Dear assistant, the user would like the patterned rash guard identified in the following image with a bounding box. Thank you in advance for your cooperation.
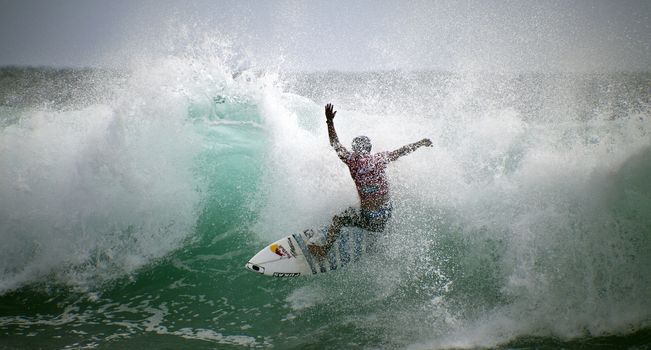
[344,152,391,201]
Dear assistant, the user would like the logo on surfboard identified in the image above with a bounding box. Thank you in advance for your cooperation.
[270,243,291,258]
[287,238,298,257]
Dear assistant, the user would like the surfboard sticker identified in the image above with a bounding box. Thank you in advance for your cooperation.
[292,233,318,274]
[270,243,291,259]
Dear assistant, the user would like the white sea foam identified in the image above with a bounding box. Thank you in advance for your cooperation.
[258,71,651,348]
[0,49,265,293]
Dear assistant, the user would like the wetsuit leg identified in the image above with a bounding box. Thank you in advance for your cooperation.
[360,203,393,232]
[359,204,392,253]
[325,207,362,248]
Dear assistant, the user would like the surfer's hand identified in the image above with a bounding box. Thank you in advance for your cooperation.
[419,138,433,147]
[325,103,336,122]
[308,244,328,258]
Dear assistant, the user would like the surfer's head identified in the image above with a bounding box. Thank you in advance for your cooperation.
[352,136,372,154]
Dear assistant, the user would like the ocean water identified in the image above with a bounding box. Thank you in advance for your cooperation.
[1,57,650,349]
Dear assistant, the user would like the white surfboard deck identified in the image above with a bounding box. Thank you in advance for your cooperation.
[245,226,372,277]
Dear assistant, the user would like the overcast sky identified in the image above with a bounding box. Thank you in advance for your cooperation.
[1,0,649,71]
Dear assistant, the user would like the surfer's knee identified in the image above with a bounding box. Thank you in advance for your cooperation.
[331,214,346,226]
[331,207,357,226]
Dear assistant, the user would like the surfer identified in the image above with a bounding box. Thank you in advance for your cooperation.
[308,103,432,257]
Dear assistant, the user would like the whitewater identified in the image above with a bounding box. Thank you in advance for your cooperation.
[0,48,650,349]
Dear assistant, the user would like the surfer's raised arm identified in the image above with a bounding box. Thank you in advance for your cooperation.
[387,138,432,162]
[325,103,351,161]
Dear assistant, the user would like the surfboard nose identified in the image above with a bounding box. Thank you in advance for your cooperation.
[245,262,265,274]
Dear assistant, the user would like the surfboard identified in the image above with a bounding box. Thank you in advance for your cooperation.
[245,226,371,277]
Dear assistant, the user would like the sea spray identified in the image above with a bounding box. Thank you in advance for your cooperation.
[0,49,267,293]
[1,60,650,348]
[272,71,651,348]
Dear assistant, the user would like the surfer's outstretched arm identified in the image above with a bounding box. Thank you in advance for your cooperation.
[387,138,432,162]
[325,103,351,161]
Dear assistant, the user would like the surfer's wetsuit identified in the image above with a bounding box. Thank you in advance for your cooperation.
[339,151,393,232]
[308,103,432,257]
